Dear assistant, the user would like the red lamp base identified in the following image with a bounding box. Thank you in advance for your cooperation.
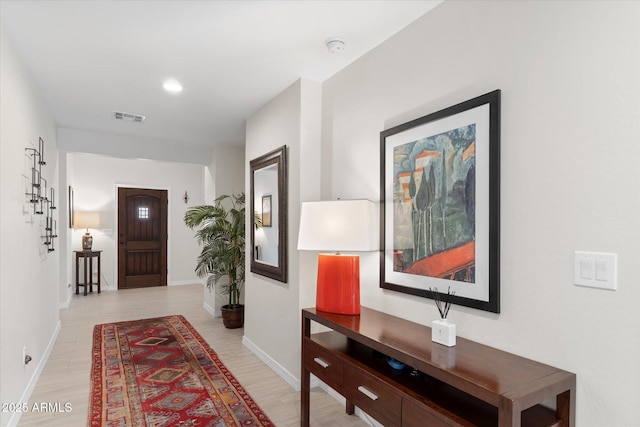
[316,253,360,315]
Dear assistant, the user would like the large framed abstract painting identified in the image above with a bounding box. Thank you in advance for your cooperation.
[380,90,501,313]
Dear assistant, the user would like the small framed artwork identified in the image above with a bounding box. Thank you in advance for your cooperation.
[262,195,272,227]
[68,185,74,228]
[380,90,501,313]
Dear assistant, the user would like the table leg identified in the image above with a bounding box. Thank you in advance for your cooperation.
[557,389,575,427]
[346,400,355,415]
[89,254,94,293]
[97,252,101,293]
[83,254,88,296]
[75,253,80,294]
[301,367,310,427]
[498,396,520,427]
[301,315,310,427]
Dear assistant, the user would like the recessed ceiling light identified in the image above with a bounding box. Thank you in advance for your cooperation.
[163,79,183,93]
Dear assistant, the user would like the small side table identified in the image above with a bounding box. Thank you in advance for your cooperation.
[75,250,102,296]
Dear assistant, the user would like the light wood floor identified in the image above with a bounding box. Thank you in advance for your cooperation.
[18,284,370,427]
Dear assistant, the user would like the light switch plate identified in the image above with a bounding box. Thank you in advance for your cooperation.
[574,251,617,290]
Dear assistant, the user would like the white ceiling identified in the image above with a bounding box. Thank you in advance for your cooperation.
[1,1,441,157]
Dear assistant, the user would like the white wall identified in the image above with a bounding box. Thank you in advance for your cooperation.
[64,152,205,291]
[57,153,73,307]
[203,145,245,315]
[209,145,245,200]
[320,1,639,425]
[244,79,322,387]
[1,27,60,427]
[58,127,212,166]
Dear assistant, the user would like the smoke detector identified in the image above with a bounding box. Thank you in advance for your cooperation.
[113,111,146,123]
[326,37,346,54]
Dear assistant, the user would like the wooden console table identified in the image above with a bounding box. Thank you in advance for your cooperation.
[75,250,101,296]
[301,307,575,427]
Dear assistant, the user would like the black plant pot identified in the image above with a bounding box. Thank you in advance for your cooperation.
[221,304,244,329]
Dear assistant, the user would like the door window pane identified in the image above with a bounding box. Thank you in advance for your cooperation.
[138,206,149,219]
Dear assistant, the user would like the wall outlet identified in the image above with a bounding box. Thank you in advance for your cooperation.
[22,346,32,365]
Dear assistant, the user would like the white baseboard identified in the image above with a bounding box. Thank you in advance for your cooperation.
[170,280,203,286]
[242,335,300,391]
[7,320,61,427]
[203,302,221,318]
[58,288,72,309]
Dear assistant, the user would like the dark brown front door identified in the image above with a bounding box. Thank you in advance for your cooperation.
[118,187,168,289]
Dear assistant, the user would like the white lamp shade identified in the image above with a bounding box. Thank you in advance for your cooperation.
[298,200,378,252]
[74,211,100,229]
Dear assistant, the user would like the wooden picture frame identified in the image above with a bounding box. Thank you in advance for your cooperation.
[262,195,272,227]
[380,90,501,313]
[250,146,288,283]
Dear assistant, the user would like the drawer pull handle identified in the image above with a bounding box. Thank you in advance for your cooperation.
[313,357,330,369]
[357,386,379,401]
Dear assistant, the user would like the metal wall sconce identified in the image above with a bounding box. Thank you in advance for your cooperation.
[25,137,58,252]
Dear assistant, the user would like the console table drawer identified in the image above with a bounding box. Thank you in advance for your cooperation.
[402,397,457,427]
[344,365,401,427]
[303,338,344,388]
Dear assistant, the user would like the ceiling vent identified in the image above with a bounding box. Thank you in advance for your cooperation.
[113,111,146,123]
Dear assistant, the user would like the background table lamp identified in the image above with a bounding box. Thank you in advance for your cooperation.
[74,211,100,251]
[298,199,377,315]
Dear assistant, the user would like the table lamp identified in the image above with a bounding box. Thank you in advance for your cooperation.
[298,199,377,315]
[74,211,100,251]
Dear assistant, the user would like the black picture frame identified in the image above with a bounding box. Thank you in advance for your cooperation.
[380,90,501,313]
[68,185,74,228]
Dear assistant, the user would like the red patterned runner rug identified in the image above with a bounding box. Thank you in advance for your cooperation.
[89,315,273,427]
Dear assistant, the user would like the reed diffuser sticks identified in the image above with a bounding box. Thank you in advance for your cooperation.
[429,287,455,319]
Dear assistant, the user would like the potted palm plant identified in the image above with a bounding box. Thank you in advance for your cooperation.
[184,193,246,328]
